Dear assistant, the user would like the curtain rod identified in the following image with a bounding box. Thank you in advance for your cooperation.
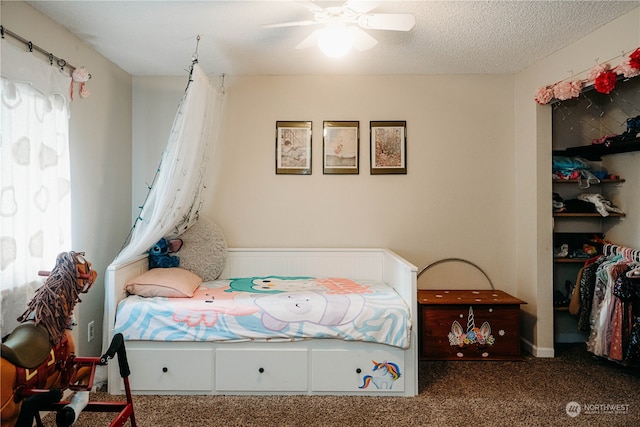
[0,25,79,74]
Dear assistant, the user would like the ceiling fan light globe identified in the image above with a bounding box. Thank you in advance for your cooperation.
[318,27,353,58]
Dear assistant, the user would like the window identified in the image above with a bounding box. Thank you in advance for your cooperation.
[0,41,72,335]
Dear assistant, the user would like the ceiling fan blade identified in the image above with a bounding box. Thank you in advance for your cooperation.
[262,20,317,29]
[299,0,325,13]
[295,29,321,50]
[358,13,416,31]
[350,27,378,52]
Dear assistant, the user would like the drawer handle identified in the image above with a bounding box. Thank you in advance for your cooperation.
[162,367,168,373]
[258,367,264,373]
[356,368,361,374]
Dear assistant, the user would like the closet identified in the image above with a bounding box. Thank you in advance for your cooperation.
[551,76,640,350]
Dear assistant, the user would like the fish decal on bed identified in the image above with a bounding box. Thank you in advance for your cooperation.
[254,290,365,331]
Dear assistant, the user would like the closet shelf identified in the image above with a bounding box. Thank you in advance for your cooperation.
[552,179,625,184]
[553,212,625,218]
[552,137,640,161]
[554,257,589,263]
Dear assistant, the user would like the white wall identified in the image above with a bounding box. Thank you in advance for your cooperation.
[133,74,518,298]
[2,1,133,355]
[514,7,640,356]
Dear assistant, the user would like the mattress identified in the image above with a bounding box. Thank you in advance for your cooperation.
[114,276,411,349]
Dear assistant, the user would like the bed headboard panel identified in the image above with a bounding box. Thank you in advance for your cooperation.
[220,248,387,280]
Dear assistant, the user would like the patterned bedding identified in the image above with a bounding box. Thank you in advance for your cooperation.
[114,276,411,349]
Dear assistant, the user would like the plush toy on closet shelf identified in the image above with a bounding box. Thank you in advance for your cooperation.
[148,237,183,269]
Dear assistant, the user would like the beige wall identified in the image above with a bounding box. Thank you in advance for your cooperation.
[133,74,518,298]
[1,1,133,356]
[514,8,640,355]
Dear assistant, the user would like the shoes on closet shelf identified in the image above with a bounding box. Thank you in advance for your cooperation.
[554,243,569,258]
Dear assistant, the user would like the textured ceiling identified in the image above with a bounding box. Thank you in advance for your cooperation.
[25,0,640,76]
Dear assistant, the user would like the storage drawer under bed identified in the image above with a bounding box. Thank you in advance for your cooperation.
[215,348,308,392]
[311,348,405,392]
[125,343,214,392]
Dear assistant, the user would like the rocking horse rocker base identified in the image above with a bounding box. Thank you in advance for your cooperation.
[28,333,136,427]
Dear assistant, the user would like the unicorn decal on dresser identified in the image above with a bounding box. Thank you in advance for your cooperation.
[358,360,401,390]
[448,306,496,358]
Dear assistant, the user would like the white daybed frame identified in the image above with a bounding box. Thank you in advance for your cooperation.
[105,248,418,396]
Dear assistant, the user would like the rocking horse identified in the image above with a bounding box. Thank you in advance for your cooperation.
[1,252,136,427]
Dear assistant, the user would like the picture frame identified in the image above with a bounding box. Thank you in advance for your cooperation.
[323,121,359,174]
[275,121,312,175]
[370,121,407,175]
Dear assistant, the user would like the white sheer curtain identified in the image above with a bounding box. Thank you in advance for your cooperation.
[0,40,73,336]
[114,63,225,264]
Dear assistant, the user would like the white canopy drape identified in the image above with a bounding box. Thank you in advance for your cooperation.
[113,63,225,265]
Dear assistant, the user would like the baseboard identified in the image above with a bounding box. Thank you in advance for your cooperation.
[521,337,554,358]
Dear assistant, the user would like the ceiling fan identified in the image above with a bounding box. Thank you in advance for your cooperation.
[262,1,416,58]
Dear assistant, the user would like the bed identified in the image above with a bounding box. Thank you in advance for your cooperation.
[105,248,418,396]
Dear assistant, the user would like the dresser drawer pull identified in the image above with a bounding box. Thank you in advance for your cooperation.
[162,367,168,373]
[258,367,264,373]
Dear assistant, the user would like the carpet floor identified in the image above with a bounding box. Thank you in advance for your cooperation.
[40,344,640,427]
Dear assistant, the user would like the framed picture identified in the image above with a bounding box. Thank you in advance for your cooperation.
[323,121,359,174]
[276,121,312,175]
[370,121,407,174]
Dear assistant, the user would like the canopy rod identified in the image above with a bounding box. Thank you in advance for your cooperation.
[185,35,201,92]
[192,34,200,64]
[0,25,83,75]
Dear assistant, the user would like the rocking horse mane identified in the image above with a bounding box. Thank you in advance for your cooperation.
[16,251,85,345]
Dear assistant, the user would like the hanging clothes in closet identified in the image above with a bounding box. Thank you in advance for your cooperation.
[575,244,640,366]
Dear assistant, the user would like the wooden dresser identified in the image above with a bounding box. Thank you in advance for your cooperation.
[418,289,526,361]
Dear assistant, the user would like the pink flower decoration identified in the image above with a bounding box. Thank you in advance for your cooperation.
[534,86,553,105]
[553,81,582,101]
[629,48,640,69]
[594,71,617,94]
[617,62,640,79]
[533,46,640,104]
[570,80,583,95]
[72,67,90,83]
[587,63,609,82]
